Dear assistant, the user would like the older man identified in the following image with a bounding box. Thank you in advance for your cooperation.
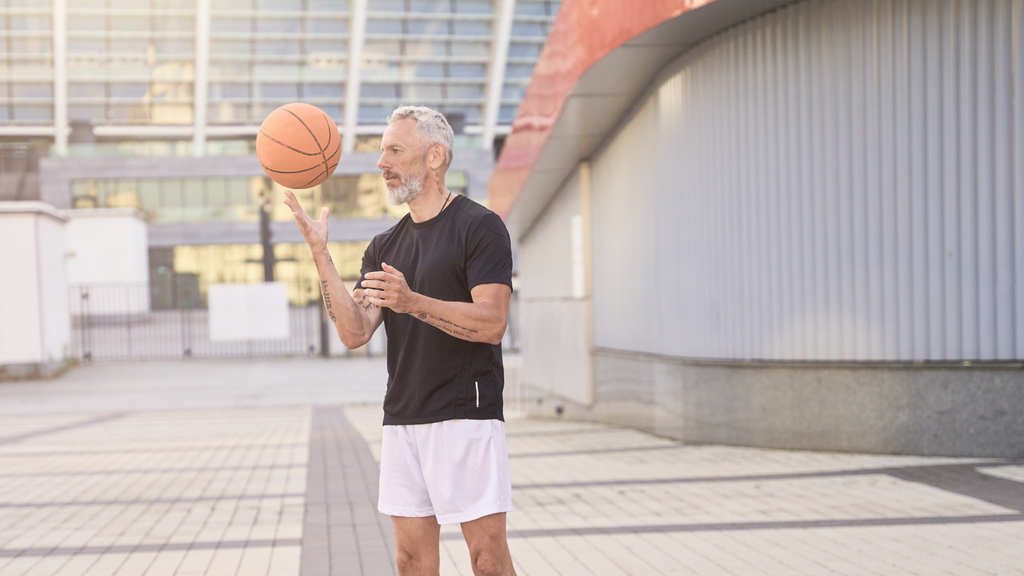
[283,106,517,576]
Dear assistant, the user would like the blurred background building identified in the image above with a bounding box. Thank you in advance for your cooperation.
[491,0,1024,457]
[1,0,559,303]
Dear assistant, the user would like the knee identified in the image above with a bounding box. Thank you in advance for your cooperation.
[471,550,508,576]
[396,549,433,576]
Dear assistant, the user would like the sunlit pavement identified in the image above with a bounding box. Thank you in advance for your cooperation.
[1,358,1022,576]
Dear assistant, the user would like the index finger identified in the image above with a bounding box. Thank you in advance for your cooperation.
[282,190,303,212]
[365,271,400,283]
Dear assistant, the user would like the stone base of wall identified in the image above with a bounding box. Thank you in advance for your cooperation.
[0,359,70,381]
[524,349,1024,458]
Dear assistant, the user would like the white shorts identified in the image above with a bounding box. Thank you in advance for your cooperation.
[378,419,513,525]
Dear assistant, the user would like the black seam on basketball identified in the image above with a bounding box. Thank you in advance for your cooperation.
[260,162,324,175]
[258,129,320,156]
[299,169,328,189]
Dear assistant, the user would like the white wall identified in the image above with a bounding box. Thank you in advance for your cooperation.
[65,208,149,315]
[518,167,592,405]
[0,203,69,368]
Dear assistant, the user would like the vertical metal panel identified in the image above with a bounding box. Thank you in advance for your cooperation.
[590,0,1024,361]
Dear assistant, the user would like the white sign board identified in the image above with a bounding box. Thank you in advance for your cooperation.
[208,282,290,341]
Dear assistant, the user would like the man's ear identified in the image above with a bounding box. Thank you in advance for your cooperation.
[429,143,446,170]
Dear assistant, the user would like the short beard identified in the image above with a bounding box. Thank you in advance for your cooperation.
[386,174,424,205]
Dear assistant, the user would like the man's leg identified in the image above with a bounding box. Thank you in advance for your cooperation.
[461,512,516,576]
[392,516,441,576]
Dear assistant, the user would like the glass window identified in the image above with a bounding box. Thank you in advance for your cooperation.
[358,104,391,123]
[306,39,347,53]
[502,84,525,100]
[451,41,488,57]
[70,82,105,98]
[455,0,492,14]
[10,16,52,31]
[404,41,446,57]
[498,104,518,123]
[453,21,489,36]
[11,83,52,99]
[68,38,105,53]
[252,63,300,78]
[307,18,347,34]
[361,83,396,98]
[447,84,483,99]
[366,19,402,34]
[303,82,343,98]
[504,64,534,78]
[407,20,449,36]
[449,63,485,78]
[257,18,300,33]
[212,18,252,33]
[507,42,541,58]
[110,17,150,32]
[367,0,405,12]
[414,63,444,78]
[68,105,104,121]
[110,83,148,99]
[211,40,253,55]
[257,0,302,10]
[9,37,52,54]
[209,82,250,98]
[511,22,546,37]
[364,40,401,57]
[68,16,105,31]
[213,0,254,8]
[155,17,194,33]
[210,61,250,78]
[258,83,298,99]
[438,104,479,123]
[255,40,300,55]
[154,39,195,53]
[402,82,442,99]
[410,0,451,13]
[308,0,349,10]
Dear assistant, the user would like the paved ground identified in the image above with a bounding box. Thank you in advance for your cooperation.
[0,357,1022,575]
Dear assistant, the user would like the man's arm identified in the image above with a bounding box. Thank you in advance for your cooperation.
[283,190,383,349]
[362,263,510,345]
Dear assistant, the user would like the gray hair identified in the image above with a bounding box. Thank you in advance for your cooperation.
[387,106,455,168]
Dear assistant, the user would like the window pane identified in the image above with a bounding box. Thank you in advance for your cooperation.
[307,18,347,34]
[212,18,251,33]
[257,18,300,33]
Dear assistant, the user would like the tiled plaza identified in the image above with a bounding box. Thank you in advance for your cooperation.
[0,358,1021,575]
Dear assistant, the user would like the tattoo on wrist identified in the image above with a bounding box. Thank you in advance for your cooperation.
[356,294,377,313]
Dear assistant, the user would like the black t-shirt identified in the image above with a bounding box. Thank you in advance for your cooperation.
[355,194,513,425]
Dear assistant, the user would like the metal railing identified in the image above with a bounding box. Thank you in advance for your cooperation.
[69,283,322,361]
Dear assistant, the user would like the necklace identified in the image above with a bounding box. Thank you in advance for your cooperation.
[437,190,452,218]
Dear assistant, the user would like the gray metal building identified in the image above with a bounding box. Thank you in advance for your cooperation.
[507,0,1024,457]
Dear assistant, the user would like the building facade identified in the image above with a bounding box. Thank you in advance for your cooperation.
[1,0,560,304]
[493,0,1024,457]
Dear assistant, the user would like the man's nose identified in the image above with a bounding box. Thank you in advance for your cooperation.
[377,153,389,172]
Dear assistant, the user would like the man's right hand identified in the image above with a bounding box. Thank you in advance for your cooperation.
[283,190,329,253]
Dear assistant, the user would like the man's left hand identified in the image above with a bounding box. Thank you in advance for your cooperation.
[363,263,420,314]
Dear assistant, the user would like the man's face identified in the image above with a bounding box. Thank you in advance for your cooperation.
[378,118,429,205]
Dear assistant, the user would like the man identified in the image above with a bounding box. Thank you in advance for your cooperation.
[283,106,517,576]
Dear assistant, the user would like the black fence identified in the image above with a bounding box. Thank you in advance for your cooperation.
[70,283,323,361]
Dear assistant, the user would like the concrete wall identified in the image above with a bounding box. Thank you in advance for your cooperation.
[533,349,1023,458]
[65,208,150,315]
[0,203,69,376]
[518,166,591,405]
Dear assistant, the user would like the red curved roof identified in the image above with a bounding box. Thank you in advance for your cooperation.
[487,0,719,219]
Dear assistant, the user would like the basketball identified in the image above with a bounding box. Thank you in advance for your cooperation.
[256,103,342,189]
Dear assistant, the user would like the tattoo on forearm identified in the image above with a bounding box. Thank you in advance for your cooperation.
[415,313,479,339]
[329,311,337,322]
[321,280,332,309]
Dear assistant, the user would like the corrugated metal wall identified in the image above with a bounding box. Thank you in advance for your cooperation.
[590,0,1024,361]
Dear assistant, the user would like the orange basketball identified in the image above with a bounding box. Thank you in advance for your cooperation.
[256,103,341,189]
